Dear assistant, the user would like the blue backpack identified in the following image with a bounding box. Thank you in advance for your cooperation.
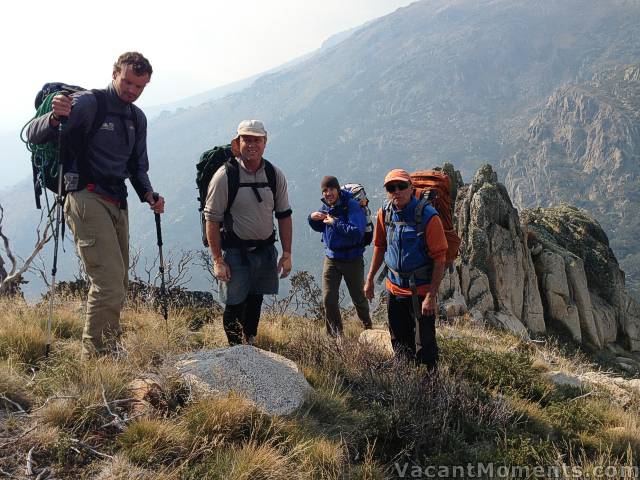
[341,183,373,247]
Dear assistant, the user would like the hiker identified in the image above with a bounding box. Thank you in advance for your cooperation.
[26,52,165,358]
[308,176,372,336]
[364,169,447,370]
[204,120,292,346]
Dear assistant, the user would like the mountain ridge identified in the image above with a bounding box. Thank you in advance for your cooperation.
[2,0,640,298]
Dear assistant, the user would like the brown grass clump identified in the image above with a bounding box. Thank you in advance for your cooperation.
[190,440,310,480]
[34,356,134,433]
[299,437,346,479]
[117,418,191,468]
[0,304,48,366]
[93,453,159,480]
[182,394,279,446]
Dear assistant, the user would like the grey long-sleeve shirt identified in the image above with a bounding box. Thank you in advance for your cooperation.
[26,83,153,203]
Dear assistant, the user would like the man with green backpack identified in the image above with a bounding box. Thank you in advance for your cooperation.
[25,52,165,358]
[203,120,292,346]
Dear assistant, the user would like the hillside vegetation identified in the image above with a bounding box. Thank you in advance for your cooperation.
[1,287,639,478]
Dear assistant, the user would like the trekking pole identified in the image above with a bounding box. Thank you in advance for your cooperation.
[153,194,169,329]
[45,118,66,358]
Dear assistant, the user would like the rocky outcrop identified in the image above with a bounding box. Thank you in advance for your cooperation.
[523,206,640,351]
[174,346,313,415]
[455,165,545,335]
[502,64,640,297]
[450,165,640,353]
[450,165,640,351]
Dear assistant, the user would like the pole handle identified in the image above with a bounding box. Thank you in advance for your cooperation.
[152,193,163,247]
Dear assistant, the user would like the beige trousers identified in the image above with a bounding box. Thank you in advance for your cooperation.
[64,189,129,357]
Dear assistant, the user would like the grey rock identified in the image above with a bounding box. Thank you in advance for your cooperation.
[534,249,582,343]
[439,266,468,319]
[544,371,585,389]
[523,206,640,351]
[456,165,545,336]
[485,311,530,339]
[593,292,618,345]
[460,264,494,315]
[174,346,313,415]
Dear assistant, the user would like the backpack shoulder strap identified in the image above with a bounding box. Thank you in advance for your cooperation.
[414,197,429,235]
[88,89,107,137]
[225,157,240,213]
[383,201,393,227]
[264,159,277,200]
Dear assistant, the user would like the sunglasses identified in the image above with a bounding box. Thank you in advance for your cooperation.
[385,182,410,193]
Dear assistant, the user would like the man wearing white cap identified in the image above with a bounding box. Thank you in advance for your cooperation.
[204,120,292,345]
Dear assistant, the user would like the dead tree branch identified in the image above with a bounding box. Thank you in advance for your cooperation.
[0,203,52,295]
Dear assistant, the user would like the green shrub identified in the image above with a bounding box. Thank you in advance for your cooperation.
[441,338,551,401]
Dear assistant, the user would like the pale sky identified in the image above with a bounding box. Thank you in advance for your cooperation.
[1,0,413,187]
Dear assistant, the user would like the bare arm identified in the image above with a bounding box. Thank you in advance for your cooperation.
[206,220,230,282]
[422,261,445,316]
[276,216,292,278]
[277,216,292,256]
[364,246,386,300]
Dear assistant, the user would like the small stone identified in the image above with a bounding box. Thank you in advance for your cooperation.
[544,371,584,389]
[358,329,394,356]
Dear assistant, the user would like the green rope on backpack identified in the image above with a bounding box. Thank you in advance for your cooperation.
[20,92,60,185]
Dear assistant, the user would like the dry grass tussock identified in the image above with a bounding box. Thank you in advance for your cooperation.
[0,292,639,477]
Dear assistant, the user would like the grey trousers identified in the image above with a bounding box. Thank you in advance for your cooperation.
[322,256,372,336]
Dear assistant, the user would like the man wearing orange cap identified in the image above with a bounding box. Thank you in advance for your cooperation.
[364,169,447,370]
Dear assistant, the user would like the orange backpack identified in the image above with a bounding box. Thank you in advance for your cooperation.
[410,170,461,265]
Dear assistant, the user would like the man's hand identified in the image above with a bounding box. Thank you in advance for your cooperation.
[322,215,335,225]
[310,212,327,221]
[214,257,231,282]
[49,94,72,127]
[422,291,437,316]
[144,192,165,214]
[278,252,292,278]
[364,278,375,301]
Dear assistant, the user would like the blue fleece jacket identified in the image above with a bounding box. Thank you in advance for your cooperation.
[308,189,366,260]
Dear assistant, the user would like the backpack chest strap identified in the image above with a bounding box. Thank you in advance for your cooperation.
[239,181,271,203]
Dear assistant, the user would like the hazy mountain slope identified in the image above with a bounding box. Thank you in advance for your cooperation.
[143,25,363,121]
[148,0,640,280]
[3,0,640,297]
[503,63,640,296]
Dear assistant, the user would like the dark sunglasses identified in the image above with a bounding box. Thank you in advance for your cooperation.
[385,182,410,193]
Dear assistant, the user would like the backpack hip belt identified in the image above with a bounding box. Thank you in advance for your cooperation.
[221,230,276,251]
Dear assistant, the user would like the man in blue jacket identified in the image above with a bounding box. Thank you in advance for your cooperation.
[309,176,372,336]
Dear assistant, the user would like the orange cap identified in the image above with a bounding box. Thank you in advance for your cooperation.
[383,169,411,186]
